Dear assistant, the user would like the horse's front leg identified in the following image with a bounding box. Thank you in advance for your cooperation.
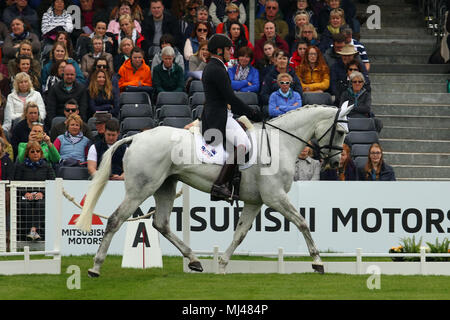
[152,179,203,272]
[264,192,324,274]
[219,203,262,273]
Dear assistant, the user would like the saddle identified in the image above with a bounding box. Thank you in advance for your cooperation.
[189,116,254,205]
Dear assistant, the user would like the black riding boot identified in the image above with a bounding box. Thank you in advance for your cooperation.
[210,163,237,201]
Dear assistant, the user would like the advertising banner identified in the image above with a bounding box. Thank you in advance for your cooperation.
[45,181,450,255]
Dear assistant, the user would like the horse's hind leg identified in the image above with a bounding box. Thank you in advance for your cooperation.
[152,178,202,272]
[88,195,145,277]
[219,203,262,273]
[265,193,324,274]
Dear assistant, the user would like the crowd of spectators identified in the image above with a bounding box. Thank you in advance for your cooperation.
[0,0,397,241]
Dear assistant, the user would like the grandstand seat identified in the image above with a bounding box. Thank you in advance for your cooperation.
[235,91,259,106]
[189,92,205,110]
[120,117,156,134]
[157,104,192,121]
[345,131,379,146]
[160,117,192,128]
[348,117,376,131]
[354,156,368,169]
[192,105,204,120]
[119,91,152,106]
[303,92,333,105]
[120,103,153,120]
[57,166,90,180]
[189,80,204,96]
[155,92,189,110]
[350,144,371,158]
[121,130,141,138]
[51,116,66,129]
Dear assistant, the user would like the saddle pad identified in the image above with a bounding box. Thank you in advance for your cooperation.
[191,117,257,170]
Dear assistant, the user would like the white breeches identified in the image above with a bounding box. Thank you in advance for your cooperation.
[225,110,251,152]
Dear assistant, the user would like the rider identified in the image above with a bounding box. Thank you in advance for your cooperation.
[201,34,263,201]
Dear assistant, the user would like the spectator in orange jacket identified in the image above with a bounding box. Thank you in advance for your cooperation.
[118,47,152,93]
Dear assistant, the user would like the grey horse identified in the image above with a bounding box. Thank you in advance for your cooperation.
[76,104,352,277]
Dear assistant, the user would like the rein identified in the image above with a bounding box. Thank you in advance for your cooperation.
[261,108,347,163]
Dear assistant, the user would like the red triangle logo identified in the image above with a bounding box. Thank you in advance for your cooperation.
[68,214,103,225]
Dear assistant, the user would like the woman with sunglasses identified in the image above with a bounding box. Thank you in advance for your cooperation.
[14,141,56,241]
[184,22,212,61]
[268,73,302,118]
[209,0,247,27]
[17,122,60,165]
[339,71,372,118]
[358,143,396,181]
[296,45,329,93]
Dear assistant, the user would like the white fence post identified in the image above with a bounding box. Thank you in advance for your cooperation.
[277,247,284,274]
[420,247,426,275]
[0,182,6,252]
[213,245,220,274]
[356,248,362,275]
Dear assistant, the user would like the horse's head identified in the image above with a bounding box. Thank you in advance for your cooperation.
[314,103,353,170]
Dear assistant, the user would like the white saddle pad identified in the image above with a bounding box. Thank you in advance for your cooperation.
[191,117,257,170]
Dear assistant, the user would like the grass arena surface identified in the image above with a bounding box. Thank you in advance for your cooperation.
[0,255,449,300]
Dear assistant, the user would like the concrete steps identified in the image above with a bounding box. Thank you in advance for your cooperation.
[354,0,450,180]
[371,83,447,93]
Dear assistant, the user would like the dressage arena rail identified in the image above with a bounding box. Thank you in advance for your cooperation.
[0,180,62,275]
[188,247,450,275]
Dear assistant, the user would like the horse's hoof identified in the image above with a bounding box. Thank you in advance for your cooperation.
[88,269,100,278]
[312,264,325,274]
[188,261,203,272]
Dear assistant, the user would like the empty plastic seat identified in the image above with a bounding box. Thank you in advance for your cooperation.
[119,92,152,106]
[57,166,90,180]
[120,117,156,133]
[157,104,191,120]
[120,103,153,120]
[51,116,66,129]
[354,156,368,169]
[350,144,371,158]
[235,91,259,105]
[160,117,192,128]
[348,117,376,131]
[192,105,204,120]
[345,131,379,146]
[155,92,189,109]
[121,130,141,138]
[303,92,333,105]
[189,92,205,109]
[189,80,204,95]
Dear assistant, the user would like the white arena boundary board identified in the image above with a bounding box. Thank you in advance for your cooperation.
[43,180,450,257]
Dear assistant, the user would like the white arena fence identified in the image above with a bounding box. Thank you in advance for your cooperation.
[0,180,62,275]
[1,180,449,275]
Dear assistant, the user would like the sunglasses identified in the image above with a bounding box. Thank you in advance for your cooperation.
[188,6,198,10]
[65,108,78,112]
[266,6,277,9]
[279,81,291,85]
[197,28,208,32]
[352,80,364,84]
[97,64,108,69]
[348,68,359,71]
[29,149,42,154]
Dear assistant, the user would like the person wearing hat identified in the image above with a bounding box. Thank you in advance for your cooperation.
[340,25,370,71]
[50,99,94,141]
[201,33,262,202]
[329,43,369,104]
[91,111,112,144]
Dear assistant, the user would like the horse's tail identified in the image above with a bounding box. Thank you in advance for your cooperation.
[75,136,134,231]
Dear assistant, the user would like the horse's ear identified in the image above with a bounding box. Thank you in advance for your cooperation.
[339,101,354,118]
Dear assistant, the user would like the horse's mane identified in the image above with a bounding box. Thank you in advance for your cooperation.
[267,104,337,125]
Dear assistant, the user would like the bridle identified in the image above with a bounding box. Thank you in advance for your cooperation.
[262,108,347,166]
